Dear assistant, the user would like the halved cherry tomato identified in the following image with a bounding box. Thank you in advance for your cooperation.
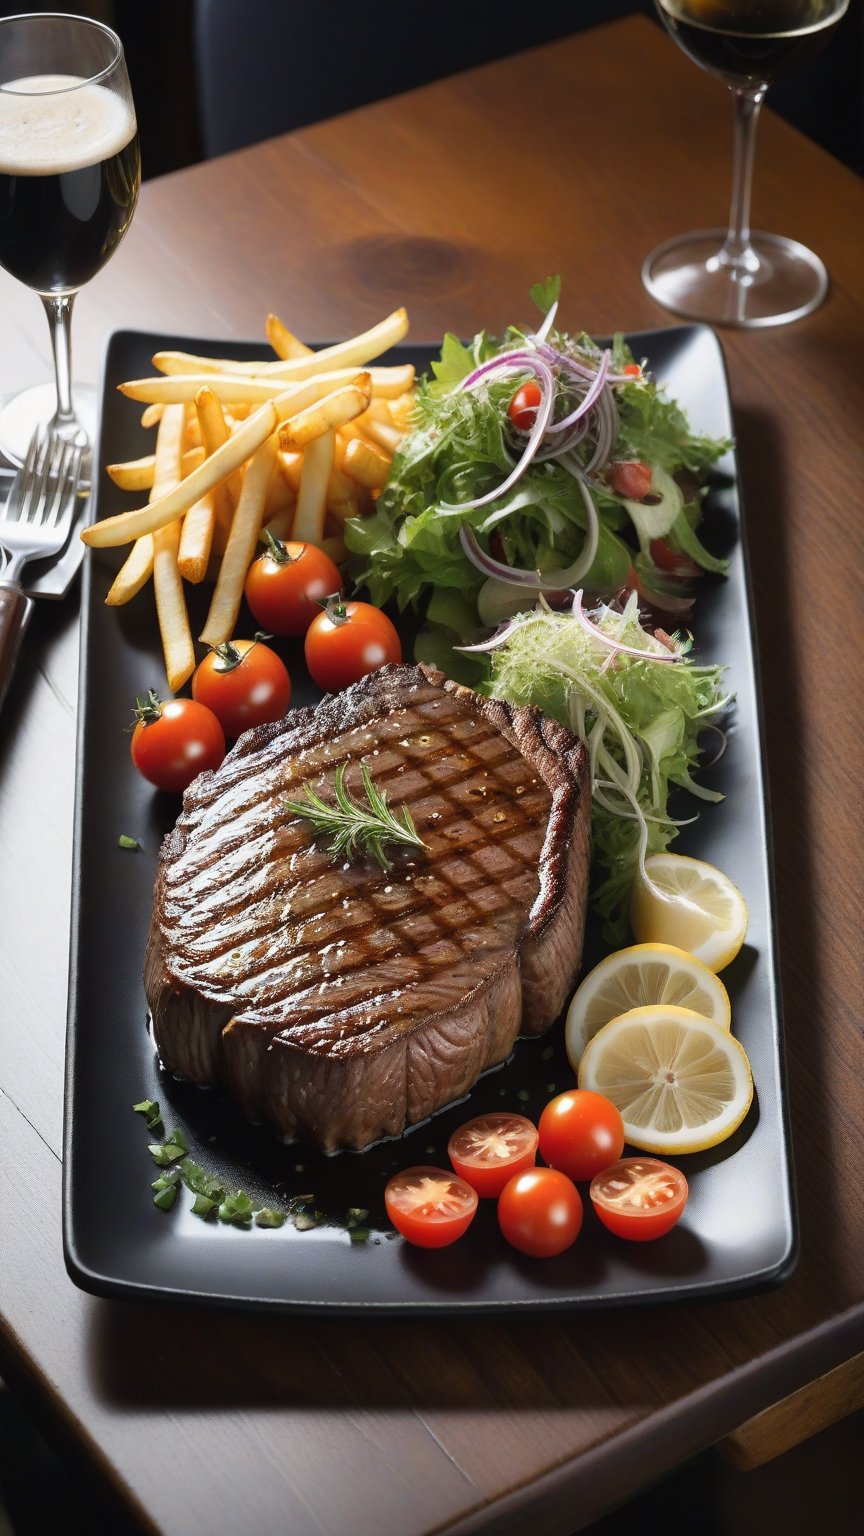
[508,379,542,431]
[608,460,653,500]
[497,1167,583,1258]
[384,1166,479,1248]
[304,595,402,692]
[244,535,343,636]
[589,1157,688,1242]
[448,1113,539,1198]
[623,362,642,377]
[537,1090,624,1184]
[130,690,225,793]
[192,637,291,740]
[649,538,702,580]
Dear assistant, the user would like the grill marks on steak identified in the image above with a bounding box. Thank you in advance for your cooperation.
[145,663,590,1150]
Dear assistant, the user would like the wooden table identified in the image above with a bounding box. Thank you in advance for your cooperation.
[1,17,862,1535]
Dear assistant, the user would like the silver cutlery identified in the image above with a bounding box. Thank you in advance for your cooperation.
[0,429,85,711]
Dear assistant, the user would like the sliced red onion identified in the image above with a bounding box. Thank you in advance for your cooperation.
[571,589,683,662]
[460,348,551,392]
[459,475,599,592]
[530,299,559,346]
[455,617,526,654]
[545,349,610,435]
[438,356,556,513]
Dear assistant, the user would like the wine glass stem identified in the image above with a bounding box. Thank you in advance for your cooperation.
[40,291,81,438]
[718,88,765,275]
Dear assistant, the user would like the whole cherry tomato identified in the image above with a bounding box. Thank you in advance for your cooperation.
[497,1167,583,1258]
[244,534,343,636]
[304,595,402,692]
[589,1158,688,1242]
[192,637,291,739]
[508,379,543,431]
[537,1089,625,1184]
[384,1166,479,1248]
[130,689,225,793]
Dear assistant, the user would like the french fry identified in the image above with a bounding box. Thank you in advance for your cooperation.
[151,309,406,384]
[177,491,216,584]
[277,378,372,452]
[107,445,204,492]
[105,534,154,605]
[262,462,295,519]
[140,402,162,428]
[389,391,418,431]
[200,434,278,647]
[260,504,295,543]
[291,429,334,543]
[154,518,195,691]
[266,312,314,360]
[195,385,241,532]
[81,397,282,547]
[341,435,392,492]
[277,449,303,495]
[324,458,361,523]
[119,363,412,406]
[360,417,405,457]
[148,403,195,689]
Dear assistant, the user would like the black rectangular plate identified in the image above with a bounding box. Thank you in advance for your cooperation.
[63,324,797,1313]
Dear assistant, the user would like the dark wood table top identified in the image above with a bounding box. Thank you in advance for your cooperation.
[0,17,862,1536]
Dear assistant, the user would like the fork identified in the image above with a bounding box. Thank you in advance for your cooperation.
[0,429,85,711]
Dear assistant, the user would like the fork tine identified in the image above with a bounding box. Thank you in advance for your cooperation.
[4,427,46,523]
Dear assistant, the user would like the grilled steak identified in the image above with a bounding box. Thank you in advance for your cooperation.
[144,662,590,1151]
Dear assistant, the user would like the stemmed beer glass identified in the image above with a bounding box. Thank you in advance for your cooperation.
[643,0,850,328]
[0,12,140,466]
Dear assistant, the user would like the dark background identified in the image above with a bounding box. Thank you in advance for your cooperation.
[1,0,862,178]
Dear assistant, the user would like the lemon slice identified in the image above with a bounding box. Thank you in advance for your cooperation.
[630,853,749,973]
[577,1004,754,1155]
[565,943,731,1067]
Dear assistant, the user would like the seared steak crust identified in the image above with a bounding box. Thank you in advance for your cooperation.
[145,663,590,1150]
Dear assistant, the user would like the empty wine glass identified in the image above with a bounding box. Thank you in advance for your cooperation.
[643,0,850,328]
[0,12,141,467]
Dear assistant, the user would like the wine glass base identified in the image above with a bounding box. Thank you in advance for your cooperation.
[0,382,97,468]
[641,229,829,329]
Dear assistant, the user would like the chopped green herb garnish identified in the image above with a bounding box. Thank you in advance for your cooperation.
[118,834,140,850]
[179,1158,225,1201]
[218,1191,255,1225]
[349,1228,371,1244]
[132,1098,163,1132]
[255,1208,287,1229]
[147,1128,189,1165]
[151,1170,181,1211]
[190,1194,219,1219]
[294,1209,324,1231]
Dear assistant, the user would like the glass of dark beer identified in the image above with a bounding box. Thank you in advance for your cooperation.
[0,12,140,464]
[642,0,850,327]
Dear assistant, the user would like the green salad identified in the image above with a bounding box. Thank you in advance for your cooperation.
[345,279,733,939]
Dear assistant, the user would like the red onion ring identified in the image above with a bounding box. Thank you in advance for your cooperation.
[571,589,683,662]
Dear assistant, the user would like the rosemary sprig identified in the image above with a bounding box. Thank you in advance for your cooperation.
[284,760,427,872]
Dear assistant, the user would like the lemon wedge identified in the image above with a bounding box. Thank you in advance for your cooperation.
[577,1004,754,1155]
[630,852,749,973]
[565,943,731,1067]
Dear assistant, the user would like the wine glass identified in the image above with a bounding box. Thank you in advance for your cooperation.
[0,12,140,469]
[642,0,850,328]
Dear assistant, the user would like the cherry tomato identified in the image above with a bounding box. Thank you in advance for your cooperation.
[622,362,642,377]
[497,1167,583,1258]
[537,1089,625,1184]
[608,460,653,500]
[590,1157,688,1242]
[384,1166,479,1248]
[448,1113,539,1198]
[508,379,542,431]
[192,637,291,739]
[130,689,225,793]
[649,538,702,580]
[304,595,402,692]
[244,535,343,636]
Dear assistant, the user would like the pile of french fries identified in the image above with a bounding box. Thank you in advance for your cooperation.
[81,307,415,691]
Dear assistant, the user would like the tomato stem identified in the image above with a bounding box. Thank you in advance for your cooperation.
[133,688,163,726]
[263,529,305,565]
[319,592,348,625]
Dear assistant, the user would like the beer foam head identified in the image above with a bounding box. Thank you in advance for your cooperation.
[0,75,136,175]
